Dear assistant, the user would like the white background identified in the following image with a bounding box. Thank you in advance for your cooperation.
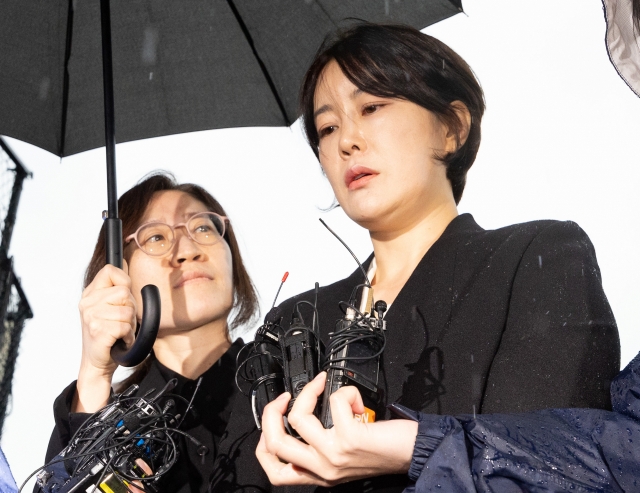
[3,0,640,488]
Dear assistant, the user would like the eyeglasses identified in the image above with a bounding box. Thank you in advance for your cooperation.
[125,212,228,257]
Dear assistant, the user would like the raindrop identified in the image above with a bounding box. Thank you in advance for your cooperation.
[149,72,154,81]
[39,77,50,100]
[538,255,542,268]
[384,0,390,15]
[142,26,159,65]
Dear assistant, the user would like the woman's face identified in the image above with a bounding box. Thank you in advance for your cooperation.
[314,61,457,234]
[126,190,234,333]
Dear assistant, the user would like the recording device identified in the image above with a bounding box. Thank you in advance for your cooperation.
[279,295,323,437]
[236,273,288,430]
[318,219,387,428]
[320,290,386,428]
[236,276,322,433]
[33,379,206,493]
[282,286,322,414]
[236,306,286,430]
[236,220,387,434]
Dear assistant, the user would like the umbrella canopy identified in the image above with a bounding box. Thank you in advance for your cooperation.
[0,0,462,158]
[0,0,464,367]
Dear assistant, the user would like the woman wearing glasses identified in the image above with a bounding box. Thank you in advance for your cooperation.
[255,23,621,492]
[39,173,267,492]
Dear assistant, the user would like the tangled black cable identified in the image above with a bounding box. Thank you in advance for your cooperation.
[235,319,285,398]
[286,299,322,367]
[322,296,386,390]
[26,379,206,493]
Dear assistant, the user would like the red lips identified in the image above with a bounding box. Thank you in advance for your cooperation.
[344,165,379,190]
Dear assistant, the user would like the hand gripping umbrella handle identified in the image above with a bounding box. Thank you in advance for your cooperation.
[104,218,161,367]
[110,284,161,367]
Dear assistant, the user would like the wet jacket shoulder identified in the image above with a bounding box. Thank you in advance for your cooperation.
[406,350,640,492]
[478,217,620,412]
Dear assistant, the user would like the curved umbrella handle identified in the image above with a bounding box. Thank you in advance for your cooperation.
[110,284,161,367]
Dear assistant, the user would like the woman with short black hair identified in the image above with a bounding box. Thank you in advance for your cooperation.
[299,22,484,204]
[256,23,620,492]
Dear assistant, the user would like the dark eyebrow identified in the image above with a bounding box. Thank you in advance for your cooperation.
[350,88,363,99]
[313,89,364,121]
[314,104,332,120]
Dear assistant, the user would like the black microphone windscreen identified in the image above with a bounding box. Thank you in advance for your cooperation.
[123,414,142,431]
[265,307,282,324]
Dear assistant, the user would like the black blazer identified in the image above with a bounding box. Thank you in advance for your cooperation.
[279,214,620,417]
[267,214,620,493]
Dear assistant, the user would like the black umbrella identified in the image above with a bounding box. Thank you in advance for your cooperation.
[0,0,462,157]
[0,0,464,366]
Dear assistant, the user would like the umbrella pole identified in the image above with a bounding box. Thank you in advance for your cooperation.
[99,0,121,269]
[100,0,160,368]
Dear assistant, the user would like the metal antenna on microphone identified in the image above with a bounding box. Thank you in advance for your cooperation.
[272,271,289,308]
[318,218,370,288]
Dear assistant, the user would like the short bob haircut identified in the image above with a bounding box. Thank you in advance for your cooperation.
[299,23,485,204]
[84,172,259,332]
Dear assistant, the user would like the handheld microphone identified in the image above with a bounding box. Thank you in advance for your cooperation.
[32,379,200,493]
[282,300,321,412]
[236,274,288,429]
[236,275,323,437]
[248,307,286,429]
[318,219,387,428]
[320,297,386,427]
[280,284,322,437]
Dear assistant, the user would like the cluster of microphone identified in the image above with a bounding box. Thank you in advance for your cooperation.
[236,281,387,434]
[34,379,207,493]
